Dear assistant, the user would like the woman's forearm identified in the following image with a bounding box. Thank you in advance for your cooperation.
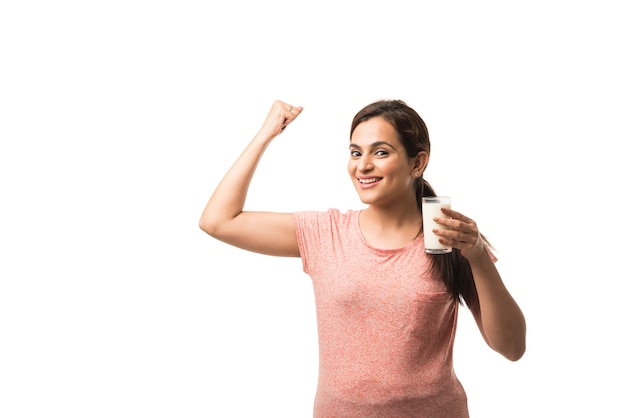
[470,251,527,361]
[199,134,271,235]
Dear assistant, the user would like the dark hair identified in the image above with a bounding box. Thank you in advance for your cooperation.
[350,99,478,308]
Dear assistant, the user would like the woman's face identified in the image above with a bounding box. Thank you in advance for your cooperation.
[348,117,418,207]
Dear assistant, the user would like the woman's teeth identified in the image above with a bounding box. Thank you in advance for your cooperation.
[359,177,381,184]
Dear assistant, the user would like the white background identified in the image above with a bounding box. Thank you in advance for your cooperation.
[1,1,624,417]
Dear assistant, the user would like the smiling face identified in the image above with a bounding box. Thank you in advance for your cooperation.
[348,117,422,208]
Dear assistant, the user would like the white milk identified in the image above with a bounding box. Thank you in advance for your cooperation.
[422,197,452,254]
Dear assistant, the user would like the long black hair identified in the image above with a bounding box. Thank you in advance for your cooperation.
[350,99,479,308]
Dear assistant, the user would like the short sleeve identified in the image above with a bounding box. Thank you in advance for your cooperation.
[293,211,325,275]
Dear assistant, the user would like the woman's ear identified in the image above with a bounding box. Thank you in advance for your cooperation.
[412,151,429,177]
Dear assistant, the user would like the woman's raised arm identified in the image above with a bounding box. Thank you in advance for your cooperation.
[199,100,303,257]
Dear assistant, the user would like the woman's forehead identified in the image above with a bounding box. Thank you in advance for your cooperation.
[351,117,401,147]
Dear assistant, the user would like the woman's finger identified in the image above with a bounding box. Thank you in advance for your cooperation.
[440,207,471,223]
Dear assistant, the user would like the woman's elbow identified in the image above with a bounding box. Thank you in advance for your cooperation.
[199,216,220,237]
[502,342,526,362]
[492,336,526,362]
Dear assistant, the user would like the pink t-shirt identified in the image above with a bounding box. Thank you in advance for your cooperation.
[294,209,470,418]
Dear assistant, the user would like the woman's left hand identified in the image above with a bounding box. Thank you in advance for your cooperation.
[433,207,486,260]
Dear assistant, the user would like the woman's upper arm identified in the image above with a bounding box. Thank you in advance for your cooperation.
[201,211,300,257]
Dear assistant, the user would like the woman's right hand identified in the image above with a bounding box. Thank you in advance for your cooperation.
[256,100,303,141]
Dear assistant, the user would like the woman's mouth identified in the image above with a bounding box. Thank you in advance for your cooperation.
[358,177,382,184]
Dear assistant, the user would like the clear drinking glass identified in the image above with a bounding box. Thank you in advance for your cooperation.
[422,196,452,254]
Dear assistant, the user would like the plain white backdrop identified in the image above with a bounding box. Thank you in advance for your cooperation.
[1,1,624,417]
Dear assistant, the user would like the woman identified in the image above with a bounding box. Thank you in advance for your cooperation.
[199,99,526,417]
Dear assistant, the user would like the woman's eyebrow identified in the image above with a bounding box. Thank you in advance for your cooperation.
[349,141,396,150]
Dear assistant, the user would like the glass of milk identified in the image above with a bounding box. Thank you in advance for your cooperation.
[422,196,452,254]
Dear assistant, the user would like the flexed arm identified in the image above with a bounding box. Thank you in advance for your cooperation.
[199,100,304,257]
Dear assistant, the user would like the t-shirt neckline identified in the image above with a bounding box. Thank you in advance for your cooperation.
[355,209,423,254]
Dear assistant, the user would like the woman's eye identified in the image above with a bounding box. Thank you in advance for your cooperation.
[374,149,388,156]
[350,150,361,157]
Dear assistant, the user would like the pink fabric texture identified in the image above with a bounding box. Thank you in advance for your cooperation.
[294,209,470,418]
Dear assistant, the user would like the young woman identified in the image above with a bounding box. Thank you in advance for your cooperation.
[199,99,526,417]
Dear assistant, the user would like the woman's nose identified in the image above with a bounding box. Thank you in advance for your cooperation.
[357,155,373,172]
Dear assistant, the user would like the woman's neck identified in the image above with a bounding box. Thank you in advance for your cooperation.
[358,203,423,249]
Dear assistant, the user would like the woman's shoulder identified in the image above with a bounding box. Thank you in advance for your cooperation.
[295,208,359,231]
[328,207,358,217]
[296,207,358,217]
